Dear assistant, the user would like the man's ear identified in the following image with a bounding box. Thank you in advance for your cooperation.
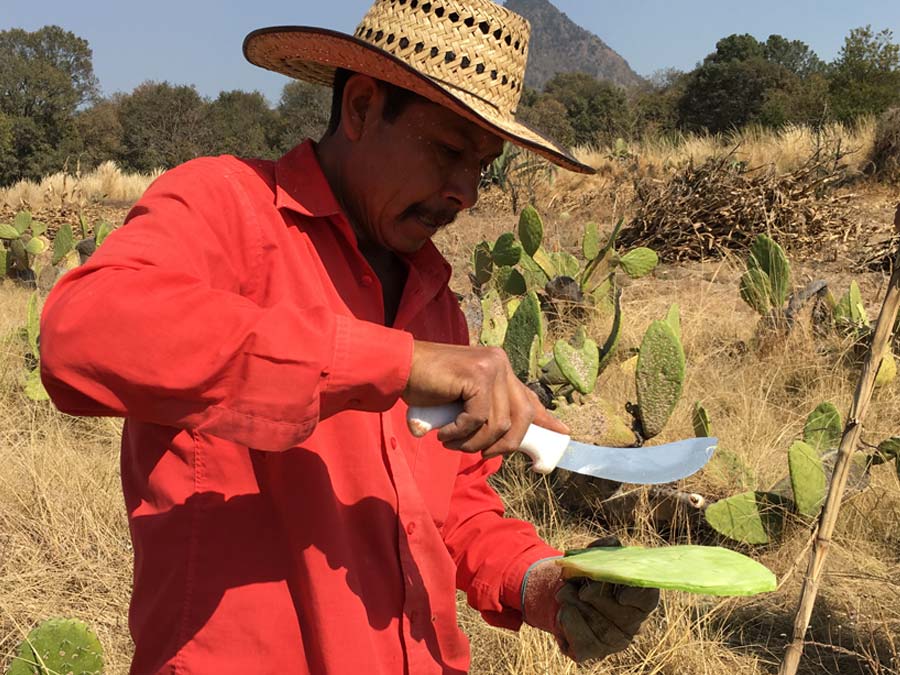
[341,74,381,142]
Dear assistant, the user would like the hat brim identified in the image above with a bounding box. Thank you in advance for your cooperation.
[243,26,595,175]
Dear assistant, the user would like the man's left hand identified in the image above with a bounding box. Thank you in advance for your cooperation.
[522,541,659,663]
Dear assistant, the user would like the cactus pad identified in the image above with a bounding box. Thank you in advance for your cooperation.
[739,268,772,315]
[14,210,32,233]
[636,320,685,438]
[550,251,580,279]
[748,234,790,307]
[692,402,711,437]
[493,265,526,296]
[8,618,104,675]
[597,288,622,373]
[803,402,842,454]
[517,252,549,291]
[517,205,543,257]
[618,247,659,279]
[582,221,601,260]
[666,303,681,340]
[471,241,493,288]
[875,351,897,387]
[834,280,869,328]
[705,491,786,544]
[553,337,600,394]
[0,222,20,239]
[503,291,543,380]
[558,545,776,596]
[52,223,75,266]
[787,440,826,517]
[479,289,507,347]
[491,232,522,267]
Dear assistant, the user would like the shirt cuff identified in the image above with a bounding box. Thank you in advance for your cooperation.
[324,314,414,412]
[500,544,563,615]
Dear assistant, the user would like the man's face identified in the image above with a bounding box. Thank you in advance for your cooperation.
[347,90,504,254]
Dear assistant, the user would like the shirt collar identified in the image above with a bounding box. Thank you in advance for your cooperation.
[274,140,342,218]
[275,139,453,293]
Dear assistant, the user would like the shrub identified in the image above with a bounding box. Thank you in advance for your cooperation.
[871,106,900,182]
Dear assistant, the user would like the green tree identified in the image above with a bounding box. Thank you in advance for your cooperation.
[117,81,212,172]
[542,72,630,146]
[764,35,826,78]
[517,96,576,148]
[271,80,331,155]
[205,90,277,158]
[73,98,124,170]
[829,26,900,121]
[630,68,687,138]
[678,34,797,133]
[0,25,98,184]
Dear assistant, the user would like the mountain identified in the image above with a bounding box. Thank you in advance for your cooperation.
[504,0,643,91]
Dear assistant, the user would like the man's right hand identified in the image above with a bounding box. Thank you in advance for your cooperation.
[402,340,568,458]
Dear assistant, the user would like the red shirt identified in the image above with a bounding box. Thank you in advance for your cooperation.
[40,141,559,675]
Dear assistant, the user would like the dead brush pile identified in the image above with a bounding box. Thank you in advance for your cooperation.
[620,148,857,261]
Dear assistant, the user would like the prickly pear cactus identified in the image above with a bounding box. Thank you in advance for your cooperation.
[833,280,869,329]
[617,247,659,279]
[553,335,600,395]
[7,618,104,675]
[692,401,711,437]
[550,251,580,279]
[52,223,76,266]
[491,232,522,267]
[635,320,685,438]
[471,241,493,289]
[517,251,549,291]
[493,265,526,297]
[503,291,543,380]
[803,402,842,454]
[705,491,786,545]
[597,288,622,373]
[665,303,681,340]
[787,440,827,517]
[739,267,772,315]
[875,350,897,387]
[582,221,601,261]
[748,234,790,308]
[517,205,543,257]
[479,289,507,347]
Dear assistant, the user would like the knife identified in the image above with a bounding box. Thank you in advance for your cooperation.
[407,403,717,484]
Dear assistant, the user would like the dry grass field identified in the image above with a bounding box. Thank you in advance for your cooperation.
[2,126,899,674]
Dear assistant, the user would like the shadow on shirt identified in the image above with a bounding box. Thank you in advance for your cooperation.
[128,447,457,672]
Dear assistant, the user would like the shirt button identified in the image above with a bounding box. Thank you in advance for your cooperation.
[406,522,416,535]
[390,437,398,449]
[360,274,374,288]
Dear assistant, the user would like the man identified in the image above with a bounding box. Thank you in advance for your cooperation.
[40,1,658,673]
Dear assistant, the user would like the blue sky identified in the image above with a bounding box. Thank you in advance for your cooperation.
[5,0,899,105]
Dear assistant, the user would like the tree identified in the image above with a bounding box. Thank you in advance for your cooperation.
[764,35,826,78]
[517,96,575,148]
[678,33,803,133]
[271,80,331,155]
[73,99,124,170]
[205,90,277,158]
[117,81,212,172]
[829,26,900,122]
[0,26,99,184]
[542,72,630,146]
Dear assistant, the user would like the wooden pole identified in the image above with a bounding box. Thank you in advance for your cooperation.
[779,204,900,675]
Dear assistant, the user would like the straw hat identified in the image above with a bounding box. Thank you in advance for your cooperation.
[243,0,594,174]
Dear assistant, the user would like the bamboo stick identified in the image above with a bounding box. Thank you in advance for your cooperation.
[779,204,900,675]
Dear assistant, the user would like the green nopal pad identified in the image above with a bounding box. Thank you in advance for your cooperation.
[618,247,659,279]
[479,289,507,347]
[517,252,549,291]
[705,491,787,545]
[692,401,711,437]
[748,234,790,307]
[550,251,580,279]
[597,287,622,373]
[553,337,599,394]
[665,303,681,340]
[636,320,685,438]
[803,402,842,454]
[503,291,543,380]
[582,221,601,261]
[52,223,75,266]
[739,268,772,315]
[788,440,827,517]
[517,205,543,257]
[834,280,869,327]
[493,265,526,297]
[491,232,522,267]
[14,210,32,234]
[8,618,104,675]
[471,241,493,288]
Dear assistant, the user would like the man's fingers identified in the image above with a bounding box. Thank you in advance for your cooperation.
[557,604,612,663]
[615,585,660,614]
[577,583,652,637]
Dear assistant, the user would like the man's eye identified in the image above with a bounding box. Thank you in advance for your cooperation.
[441,144,462,158]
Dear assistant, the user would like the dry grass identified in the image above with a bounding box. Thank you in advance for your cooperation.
[1,147,898,673]
[0,161,162,212]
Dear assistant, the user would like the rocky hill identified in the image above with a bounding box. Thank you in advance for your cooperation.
[505,0,643,90]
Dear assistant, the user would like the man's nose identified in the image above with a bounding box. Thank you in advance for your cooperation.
[441,164,480,210]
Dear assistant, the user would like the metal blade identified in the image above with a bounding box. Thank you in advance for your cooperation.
[555,437,717,484]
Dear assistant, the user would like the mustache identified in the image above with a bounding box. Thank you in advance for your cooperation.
[404,204,459,229]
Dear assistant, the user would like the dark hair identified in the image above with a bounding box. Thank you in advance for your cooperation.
[325,68,423,136]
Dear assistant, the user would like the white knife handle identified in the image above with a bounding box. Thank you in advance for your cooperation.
[407,403,571,475]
